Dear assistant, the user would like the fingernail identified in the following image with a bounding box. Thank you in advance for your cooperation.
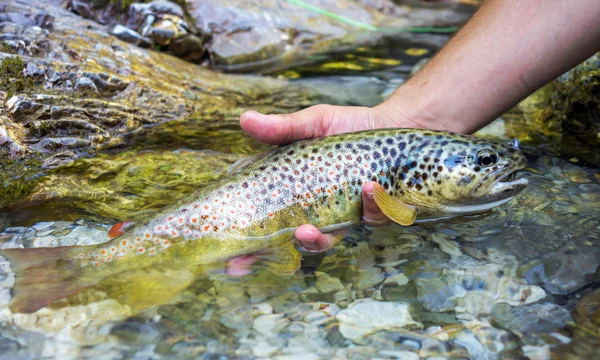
[366,192,374,200]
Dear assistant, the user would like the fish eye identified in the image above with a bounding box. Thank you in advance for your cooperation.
[476,150,498,167]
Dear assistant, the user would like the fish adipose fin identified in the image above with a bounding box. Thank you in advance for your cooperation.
[372,183,417,226]
[0,247,94,314]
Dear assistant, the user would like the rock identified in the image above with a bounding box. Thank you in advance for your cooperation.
[315,271,345,293]
[0,0,350,220]
[336,298,421,344]
[185,0,472,72]
[111,25,152,47]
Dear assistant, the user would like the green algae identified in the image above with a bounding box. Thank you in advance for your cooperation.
[5,149,242,224]
[0,57,38,100]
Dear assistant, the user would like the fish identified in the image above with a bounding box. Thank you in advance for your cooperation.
[0,129,528,314]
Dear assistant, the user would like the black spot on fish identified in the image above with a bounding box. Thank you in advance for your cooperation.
[373,151,381,159]
[402,166,409,173]
[385,138,394,145]
[272,167,278,171]
[474,166,481,172]
[335,144,341,150]
[390,148,398,157]
[419,164,425,170]
[376,139,382,146]
[288,150,295,156]
[416,184,422,191]
[422,173,428,181]
[424,157,430,162]
[410,161,417,168]
[358,144,371,151]
[427,190,433,196]
[399,142,406,150]
[259,166,266,171]
[441,141,449,146]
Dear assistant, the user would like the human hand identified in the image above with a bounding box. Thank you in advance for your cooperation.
[239,103,424,253]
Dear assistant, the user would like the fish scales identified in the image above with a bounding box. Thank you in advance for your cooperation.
[74,128,527,267]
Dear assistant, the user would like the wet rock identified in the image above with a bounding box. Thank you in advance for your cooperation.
[0,0,348,219]
[187,0,472,72]
[111,24,152,47]
[336,298,421,344]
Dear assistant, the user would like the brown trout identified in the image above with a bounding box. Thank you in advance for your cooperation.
[0,129,528,313]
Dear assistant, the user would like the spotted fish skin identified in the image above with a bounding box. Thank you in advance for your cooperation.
[72,128,527,268]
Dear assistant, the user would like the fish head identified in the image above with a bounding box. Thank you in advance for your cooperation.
[399,133,528,216]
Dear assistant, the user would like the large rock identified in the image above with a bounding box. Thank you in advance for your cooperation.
[0,0,341,224]
[64,0,473,72]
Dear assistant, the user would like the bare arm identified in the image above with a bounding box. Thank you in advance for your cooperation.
[236,0,600,256]
[382,0,600,133]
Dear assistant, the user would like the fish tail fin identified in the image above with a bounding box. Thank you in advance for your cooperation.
[0,246,93,314]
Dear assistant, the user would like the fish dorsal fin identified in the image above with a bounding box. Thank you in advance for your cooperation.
[372,183,417,226]
[226,149,276,175]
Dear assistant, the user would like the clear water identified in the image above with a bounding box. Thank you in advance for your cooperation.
[1,135,598,359]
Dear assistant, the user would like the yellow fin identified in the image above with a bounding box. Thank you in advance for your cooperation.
[372,183,417,226]
[258,241,301,277]
[99,266,195,313]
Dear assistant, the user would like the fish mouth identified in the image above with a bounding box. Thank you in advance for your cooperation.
[486,168,529,198]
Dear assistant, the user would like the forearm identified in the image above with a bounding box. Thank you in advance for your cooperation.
[381,0,600,133]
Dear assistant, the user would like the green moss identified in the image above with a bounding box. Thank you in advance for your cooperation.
[0,150,45,209]
[0,57,38,100]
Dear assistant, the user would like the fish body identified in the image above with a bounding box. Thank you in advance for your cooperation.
[0,129,528,313]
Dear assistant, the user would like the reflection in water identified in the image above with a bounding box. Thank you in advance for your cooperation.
[0,149,598,358]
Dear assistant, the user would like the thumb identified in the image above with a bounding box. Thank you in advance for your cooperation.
[240,104,337,145]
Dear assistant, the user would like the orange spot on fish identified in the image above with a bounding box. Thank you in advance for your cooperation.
[212,215,217,220]
[101,250,106,255]
[163,240,170,245]
[157,226,162,231]
[194,204,199,209]
[204,205,209,210]
[204,225,210,231]
[178,218,183,224]
[333,185,338,190]
[380,171,385,176]
[145,233,151,239]
[89,251,93,255]
[316,189,321,194]
[171,230,177,236]
[268,213,274,217]
[121,240,127,246]
[121,249,126,253]
[138,248,144,253]
[250,205,255,210]
[136,238,141,243]
[192,218,197,223]
[129,245,133,249]
[329,171,335,175]
[353,170,358,174]
[232,225,237,229]
[327,189,332,194]
[108,221,132,238]
[168,217,173,221]
[303,202,308,207]
[150,249,155,254]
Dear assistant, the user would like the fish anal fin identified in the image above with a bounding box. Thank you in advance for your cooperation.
[257,241,301,276]
[1,247,95,314]
[372,183,417,226]
[99,267,195,313]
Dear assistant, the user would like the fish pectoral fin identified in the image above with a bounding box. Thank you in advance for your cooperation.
[372,183,417,226]
[256,241,301,277]
[100,267,195,313]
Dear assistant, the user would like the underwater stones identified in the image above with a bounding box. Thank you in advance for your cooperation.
[336,298,421,344]
[315,271,345,293]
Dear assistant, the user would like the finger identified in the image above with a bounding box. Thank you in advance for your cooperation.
[361,181,392,226]
[225,254,259,276]
[239,105,335,145]
[295,224,351,253]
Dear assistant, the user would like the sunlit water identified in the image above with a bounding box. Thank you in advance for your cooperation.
[0,142,598,359]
